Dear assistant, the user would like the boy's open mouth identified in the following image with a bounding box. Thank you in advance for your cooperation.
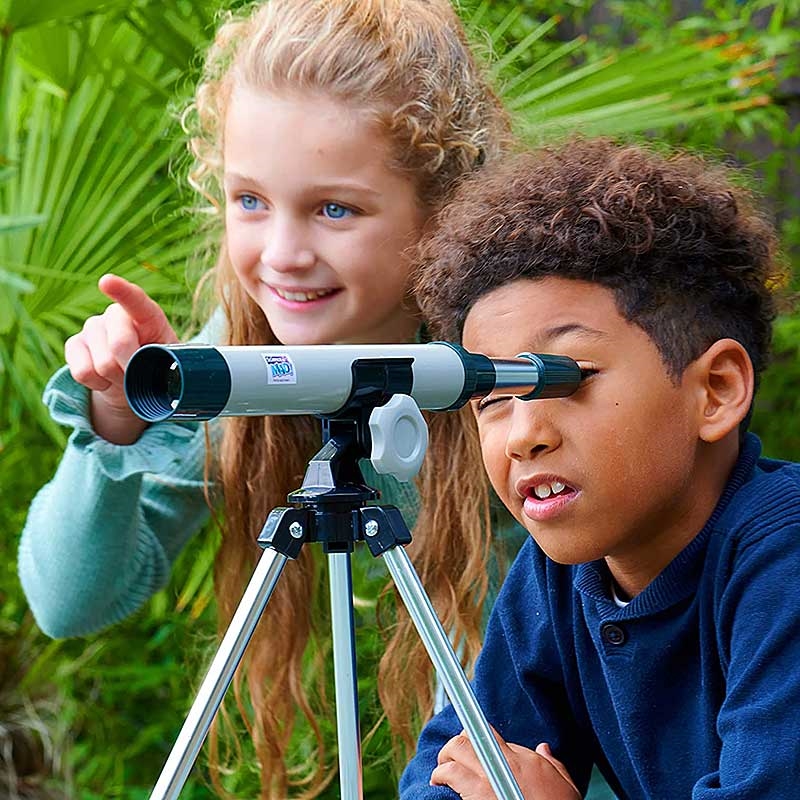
[526,480,573,500]
[519,478,579,521]
[520,478,576,501]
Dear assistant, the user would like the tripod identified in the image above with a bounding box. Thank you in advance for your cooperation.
[147,366,525,799]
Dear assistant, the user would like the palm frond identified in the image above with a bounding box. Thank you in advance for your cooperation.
[0,16,202,446]
[0,0,129,30]
[461,6,788,143]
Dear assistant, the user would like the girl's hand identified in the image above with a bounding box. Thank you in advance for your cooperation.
[430,728,581,800]
[64,274,178,444]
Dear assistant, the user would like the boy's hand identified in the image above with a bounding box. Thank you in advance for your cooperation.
[430,727,580,800]
[64,274,178,444]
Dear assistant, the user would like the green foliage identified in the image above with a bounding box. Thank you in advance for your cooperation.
[0,18,201,452]
[752,314,800,461]
[1,1,798,798]
[463,0,794,141]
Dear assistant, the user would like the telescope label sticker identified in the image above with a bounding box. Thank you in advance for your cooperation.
[264,354,296,385]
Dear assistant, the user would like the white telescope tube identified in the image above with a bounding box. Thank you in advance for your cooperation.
[124,342,581,422]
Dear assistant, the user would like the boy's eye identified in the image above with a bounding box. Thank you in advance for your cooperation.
[476,394,512,413]
[322,202,353,220]
[239,194,264,211]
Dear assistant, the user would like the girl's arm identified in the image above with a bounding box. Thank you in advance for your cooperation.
[17,303,225,638]
[17,366,213,637]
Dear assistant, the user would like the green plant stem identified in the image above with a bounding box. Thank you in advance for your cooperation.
[0,28,11,139]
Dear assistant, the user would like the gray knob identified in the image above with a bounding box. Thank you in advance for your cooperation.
[368,395,429,482]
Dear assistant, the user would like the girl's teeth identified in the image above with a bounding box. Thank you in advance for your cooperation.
[551,481,565,494]
[277,288,335,302]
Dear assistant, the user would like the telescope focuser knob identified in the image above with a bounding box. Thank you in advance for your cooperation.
[368,394,429,483]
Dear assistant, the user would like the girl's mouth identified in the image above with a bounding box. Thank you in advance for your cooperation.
[270,286,342,305]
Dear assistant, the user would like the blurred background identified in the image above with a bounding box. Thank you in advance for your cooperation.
[1,1,798,797]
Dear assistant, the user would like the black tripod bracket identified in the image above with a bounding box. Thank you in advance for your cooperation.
[257,501,413,559]
[359,505,412,557]
[258,355,419,558]
[256,507,310,560]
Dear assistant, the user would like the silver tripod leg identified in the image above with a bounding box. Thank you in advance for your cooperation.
[149,548,289,800]
[382,546,525,800]
[328,552,363,800]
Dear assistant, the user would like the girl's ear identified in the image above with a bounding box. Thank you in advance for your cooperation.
[691,338,754,443]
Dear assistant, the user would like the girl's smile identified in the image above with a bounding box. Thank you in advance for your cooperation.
[267,284,342,306]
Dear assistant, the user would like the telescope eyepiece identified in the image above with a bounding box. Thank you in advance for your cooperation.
[516,353,582,399]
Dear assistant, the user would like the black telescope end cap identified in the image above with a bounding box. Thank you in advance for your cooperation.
[125,345,186,422]
[124,344,231,422]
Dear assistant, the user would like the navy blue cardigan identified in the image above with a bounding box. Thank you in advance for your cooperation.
[400,434,800,799]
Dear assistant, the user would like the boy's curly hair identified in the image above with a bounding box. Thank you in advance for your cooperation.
[416,138,783,385]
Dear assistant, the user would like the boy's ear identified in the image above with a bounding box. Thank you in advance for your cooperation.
[690,338,754,443]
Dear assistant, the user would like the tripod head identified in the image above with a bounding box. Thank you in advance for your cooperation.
[260,359,427,556]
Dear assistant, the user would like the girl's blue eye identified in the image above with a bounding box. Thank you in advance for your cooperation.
[239,194,262,211]
[322,203,352,220]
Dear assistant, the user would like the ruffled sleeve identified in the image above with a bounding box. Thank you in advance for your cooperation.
[18,360,217,638]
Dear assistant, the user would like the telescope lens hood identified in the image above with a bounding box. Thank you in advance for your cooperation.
[124,344,232,421]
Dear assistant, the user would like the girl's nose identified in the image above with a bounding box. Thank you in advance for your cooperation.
[260,217,316,273]
[504,399,562,461]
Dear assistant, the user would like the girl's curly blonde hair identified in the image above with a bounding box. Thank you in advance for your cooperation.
[187,0,510,213]
[183,2,513,798]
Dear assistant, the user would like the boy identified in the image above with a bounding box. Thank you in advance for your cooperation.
[400,139,800,798]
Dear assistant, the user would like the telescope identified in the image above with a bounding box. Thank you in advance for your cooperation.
[128,340,583,800]
[124,342,582,422]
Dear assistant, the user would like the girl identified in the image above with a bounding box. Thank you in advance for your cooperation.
[19,0,519,796]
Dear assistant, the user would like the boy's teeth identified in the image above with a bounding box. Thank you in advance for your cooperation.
[533,481,567,499]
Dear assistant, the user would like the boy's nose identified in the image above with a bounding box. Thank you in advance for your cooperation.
[260,217,316,273]
[504,399,562,461]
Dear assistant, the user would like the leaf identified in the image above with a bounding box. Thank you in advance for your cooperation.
[0,213,46,233]
[1,0,129,31]
[0,14,200,444]
[461,1,792,146]
[0,266,34,292]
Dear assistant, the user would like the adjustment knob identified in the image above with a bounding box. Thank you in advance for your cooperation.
[368,394,429,482]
